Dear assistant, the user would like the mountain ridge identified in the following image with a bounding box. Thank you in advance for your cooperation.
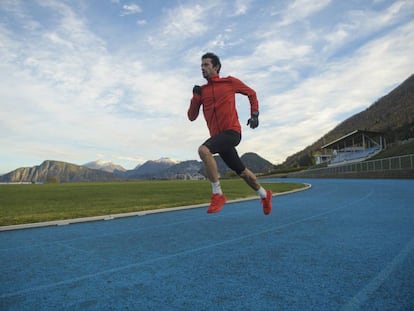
[0,153,273,183]
[0,160,124,183]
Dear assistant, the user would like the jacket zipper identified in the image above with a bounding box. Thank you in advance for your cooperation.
[211,81,221,133]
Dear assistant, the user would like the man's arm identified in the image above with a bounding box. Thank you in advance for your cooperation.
[187,85,202,121]
[231,77,260,128]
[231,76,259,115]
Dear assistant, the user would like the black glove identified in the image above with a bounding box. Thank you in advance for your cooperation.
[247,111,259,129]
[193,85,201,96]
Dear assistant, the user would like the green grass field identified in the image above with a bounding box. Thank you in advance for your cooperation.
[0,180,306,226]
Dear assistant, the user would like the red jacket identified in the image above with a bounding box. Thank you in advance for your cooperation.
[188,75,259,137]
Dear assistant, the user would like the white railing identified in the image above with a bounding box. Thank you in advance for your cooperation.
[289,154,414,177]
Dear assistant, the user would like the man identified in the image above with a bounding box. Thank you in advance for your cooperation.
[187,52,272,215]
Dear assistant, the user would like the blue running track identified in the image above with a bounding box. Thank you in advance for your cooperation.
[1,178,413,310]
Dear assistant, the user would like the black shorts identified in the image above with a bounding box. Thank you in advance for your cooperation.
[202,130,246,175]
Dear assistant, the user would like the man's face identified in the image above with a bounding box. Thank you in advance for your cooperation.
[201,58,218,79]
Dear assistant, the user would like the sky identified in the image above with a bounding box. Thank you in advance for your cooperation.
[1,0,414,174]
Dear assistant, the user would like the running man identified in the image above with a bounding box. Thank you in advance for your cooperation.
[187,52,272,215]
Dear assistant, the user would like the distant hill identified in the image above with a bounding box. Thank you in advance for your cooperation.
[0,160,123,183]
[241,152,274,173]
[283,74,414,167]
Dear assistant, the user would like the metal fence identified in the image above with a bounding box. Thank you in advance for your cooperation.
[289,154,414,177]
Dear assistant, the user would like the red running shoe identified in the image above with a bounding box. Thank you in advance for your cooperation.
[207,194,227,213]
[261,190,272,215]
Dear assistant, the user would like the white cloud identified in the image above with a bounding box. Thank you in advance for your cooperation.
[121,3,142,16]
[279,0,331,26]
[323,0,414,55]
[232,0,251,16]
[163,5,207,38]
[253,40,312,64]
[146,2,225,51]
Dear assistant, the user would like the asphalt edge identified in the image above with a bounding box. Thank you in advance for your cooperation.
[0,183,311,232]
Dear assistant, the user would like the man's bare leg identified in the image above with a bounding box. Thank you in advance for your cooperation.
[198,148,261,192]
[198,145,226,213]
[240,168,272,215]
[198,145,219,183]
[239,168,261,191]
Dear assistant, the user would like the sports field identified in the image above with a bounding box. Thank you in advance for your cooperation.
[1,178,413,310]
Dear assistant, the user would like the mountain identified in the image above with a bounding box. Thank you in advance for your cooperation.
[283,74,414,167]
[0,160,124,183]
[240,152,274,174]
[83,160,126,173]
[123,157,180,179]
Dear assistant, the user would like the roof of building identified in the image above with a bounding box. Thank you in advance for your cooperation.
[321,130,384,149]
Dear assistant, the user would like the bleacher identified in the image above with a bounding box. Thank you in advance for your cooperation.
[319,130,385,167]
[330,146,382,165]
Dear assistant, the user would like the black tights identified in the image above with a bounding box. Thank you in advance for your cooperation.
[202,130,246,175]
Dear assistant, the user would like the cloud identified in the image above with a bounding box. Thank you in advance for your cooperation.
[163,5,207,38]
[253,40,312,65]
[323,0,414,56]
[279,0,331,26]
[146,2,224,51]
[232,0,251,16]
[121,3,142,16]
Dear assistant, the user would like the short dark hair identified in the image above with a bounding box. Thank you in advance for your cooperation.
[202,52,221,73]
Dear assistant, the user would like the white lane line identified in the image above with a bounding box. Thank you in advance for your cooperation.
[341,235,414,311]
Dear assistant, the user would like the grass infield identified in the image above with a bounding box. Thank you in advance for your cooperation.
[0,180,306,226]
